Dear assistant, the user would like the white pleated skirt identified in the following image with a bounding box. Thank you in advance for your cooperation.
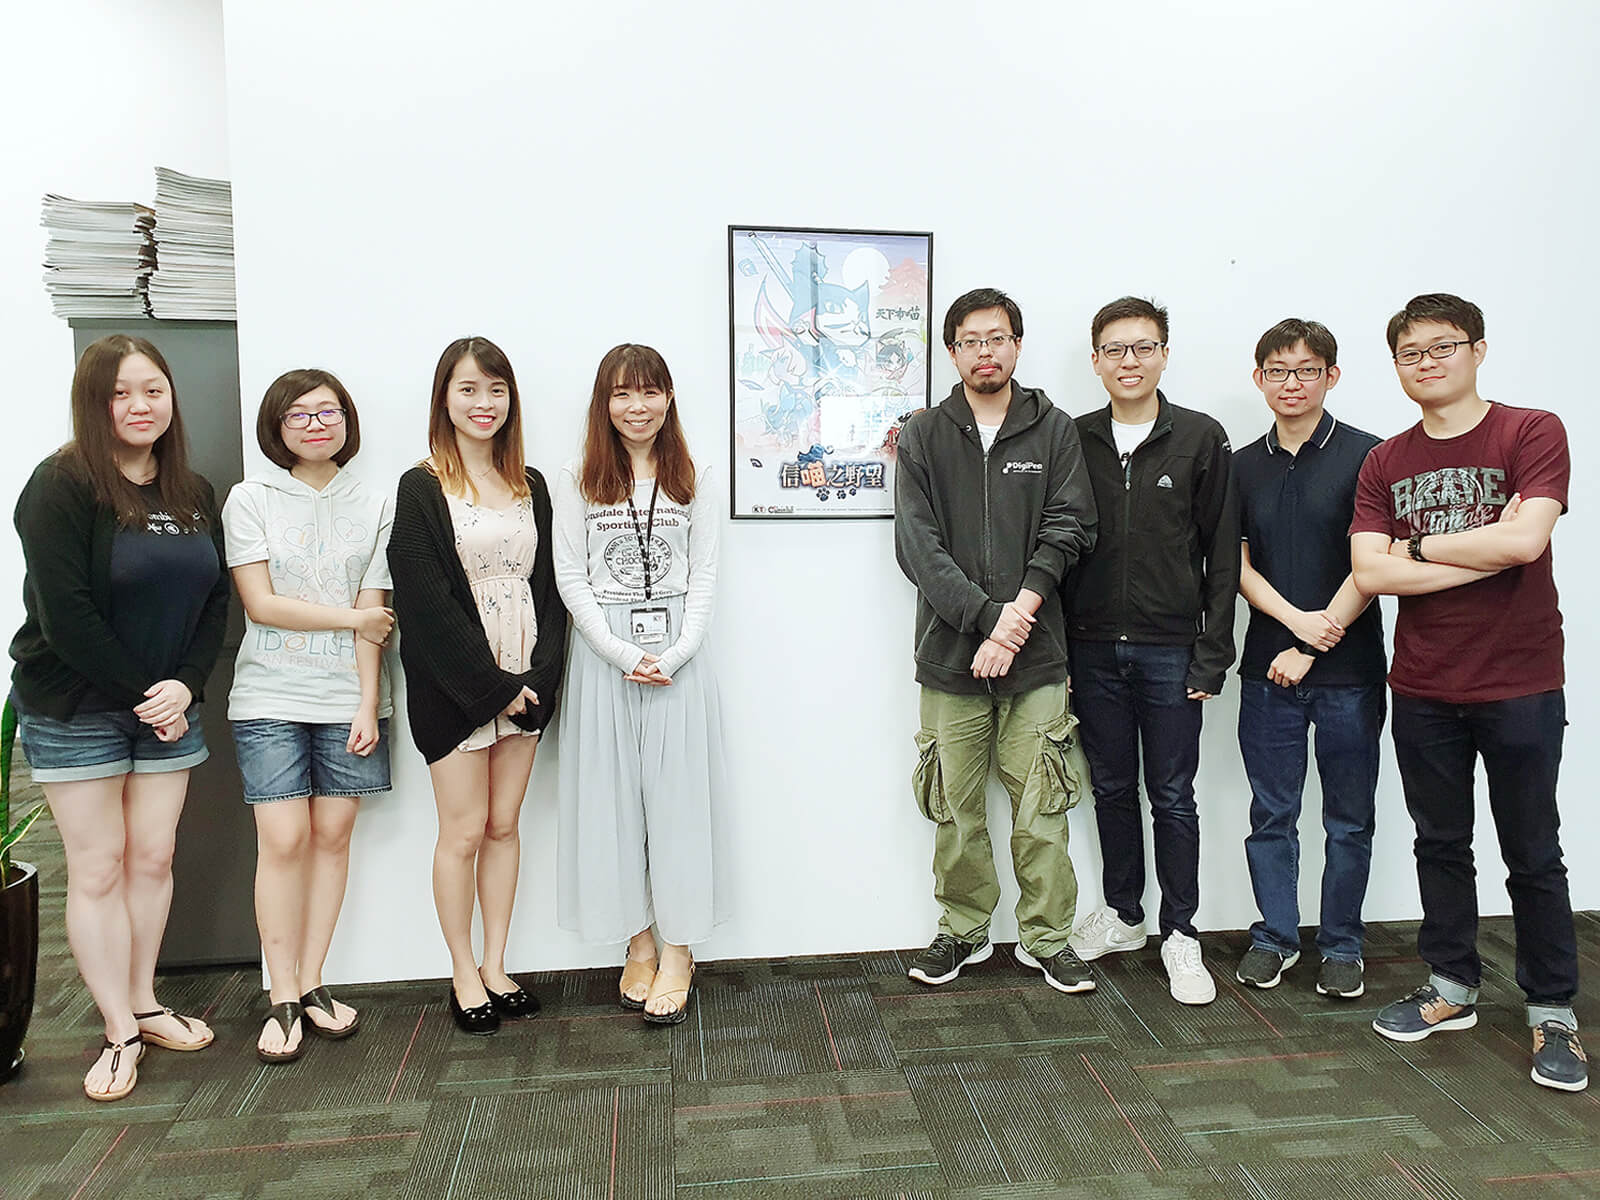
[556,594,732,946]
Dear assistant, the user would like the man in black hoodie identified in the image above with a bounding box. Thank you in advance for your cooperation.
[894,287,1099,994]
[1065,296,1239,1007]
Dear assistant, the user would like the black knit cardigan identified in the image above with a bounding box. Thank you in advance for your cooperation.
[387,465,567,763]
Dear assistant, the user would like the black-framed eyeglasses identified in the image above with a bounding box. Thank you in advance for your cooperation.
[1097,340,1165,360]
[952,334,1017,353]
[1394,340,1472,367]
[281,408,346,429]
[1262,366,1329,383]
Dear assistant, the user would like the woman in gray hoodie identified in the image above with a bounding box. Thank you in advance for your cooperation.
[223,369,395,1063]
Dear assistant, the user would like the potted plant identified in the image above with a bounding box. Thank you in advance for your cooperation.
[1,698,46,1083]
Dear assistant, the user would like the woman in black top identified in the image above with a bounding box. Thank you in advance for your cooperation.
[9,335,229,1101]
[387,337,565,1034]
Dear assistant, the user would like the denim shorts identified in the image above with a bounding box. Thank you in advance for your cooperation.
[13,698,209,783]
[231,718,392,803]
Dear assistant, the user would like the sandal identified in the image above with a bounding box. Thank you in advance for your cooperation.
[300,986,360,1039]
[619,956,658,1011]
[258,1001,305,1064]
[84,1033,143,1102]
[642,960,695,1026]
[134,1006,214,1051]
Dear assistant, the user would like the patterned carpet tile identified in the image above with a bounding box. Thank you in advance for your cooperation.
[673,1067,942,1196]
[671,971,898,1083]
[906,1049,1202,1189]
[876,962,1111,1061]
[396,1082,673,1200]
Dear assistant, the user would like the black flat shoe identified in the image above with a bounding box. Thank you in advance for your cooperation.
[300,986,360,1039]
[449,988,500,1035]
[485,983,541,1019]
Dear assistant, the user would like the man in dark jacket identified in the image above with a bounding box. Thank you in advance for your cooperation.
[894,287,1098,995]
[1065,296,1239,1006]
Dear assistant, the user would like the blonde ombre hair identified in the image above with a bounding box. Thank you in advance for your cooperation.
[425,336,530,501]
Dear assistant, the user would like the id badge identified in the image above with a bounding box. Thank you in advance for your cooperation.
[631,606,670,646]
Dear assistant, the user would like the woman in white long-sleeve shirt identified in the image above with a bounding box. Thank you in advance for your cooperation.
[553,343,728,1025]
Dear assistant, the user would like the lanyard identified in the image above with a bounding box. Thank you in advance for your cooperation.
[625,479,661,600]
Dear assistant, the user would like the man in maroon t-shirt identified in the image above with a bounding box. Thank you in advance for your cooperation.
[1350,293,1584,1093]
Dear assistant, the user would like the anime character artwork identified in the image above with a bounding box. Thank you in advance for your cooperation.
[729,226,932,518]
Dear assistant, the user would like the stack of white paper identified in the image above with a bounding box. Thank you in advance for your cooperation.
[40,195,156,318]
[147,167,235,320]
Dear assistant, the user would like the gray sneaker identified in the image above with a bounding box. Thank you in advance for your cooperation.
[1316,958,1364,999]
[1015,944,1096,994]
[1068,906,1148,962]
[907,934,992,985]
[1235,946,1300,989]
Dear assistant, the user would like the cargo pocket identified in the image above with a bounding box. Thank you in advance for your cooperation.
[1024,711,1093,816]
[912,730,952,824]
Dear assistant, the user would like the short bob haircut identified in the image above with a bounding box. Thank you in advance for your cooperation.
[1254,318,1338,369]
[256,368,361,470]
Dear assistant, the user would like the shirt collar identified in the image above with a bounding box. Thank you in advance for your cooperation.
[1266,410,1337,454]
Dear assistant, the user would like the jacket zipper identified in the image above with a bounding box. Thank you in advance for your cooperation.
[1120,449,1132,640]
[982,430,994,694]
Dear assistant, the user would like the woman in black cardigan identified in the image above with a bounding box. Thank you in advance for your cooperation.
[387,337,565,1034]
[10,335,229,1101]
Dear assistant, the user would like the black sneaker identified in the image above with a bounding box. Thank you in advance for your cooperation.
[907,934,992,985]
[1235,946,1299,988]
[1014,944,1096,994]
[1316,958,1364,999]
[1532,1021,1589,1092]
[1372,984,1477,1042]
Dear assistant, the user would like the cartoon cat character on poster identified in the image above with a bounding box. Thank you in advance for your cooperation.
[730,227,931,518]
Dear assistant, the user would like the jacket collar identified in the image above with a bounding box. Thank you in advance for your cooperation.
[1083,390,1173,445]
[1266,409,1336,454]
[938,382,1047,440]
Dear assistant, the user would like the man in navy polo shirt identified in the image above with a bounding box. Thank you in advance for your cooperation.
[1231,319,1386,1000]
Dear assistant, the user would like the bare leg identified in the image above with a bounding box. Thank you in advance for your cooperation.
[45,776,140,1096]
[252,798,310,1056]
[477,735,538,994]
[428,748,491,1007]
[123,770,210,1048]
[300,794,360,1031]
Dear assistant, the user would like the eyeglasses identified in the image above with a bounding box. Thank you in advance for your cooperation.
[1394,340,1472,367]
[1262,366,1329,383]
[282,408,346,429]
[952,334,1017,354]
[1097,340,1165,360]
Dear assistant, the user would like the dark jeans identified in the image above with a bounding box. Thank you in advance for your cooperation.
[1070,640,1202,937]
[1391,689,1577,1007]
[1238,679,1385,961]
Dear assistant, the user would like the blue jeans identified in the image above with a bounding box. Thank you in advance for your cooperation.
[1238,679,1384,961]
[1392,689,1576,1011]
[1070,640,1202,937]
[231,719,392,803]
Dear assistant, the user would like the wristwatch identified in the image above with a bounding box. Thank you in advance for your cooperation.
[1295,640,1322,656]
[1407,533,1427,562]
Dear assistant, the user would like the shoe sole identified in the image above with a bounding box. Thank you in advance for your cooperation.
[1532,1066,1590,1092]
[1014,945,1096,994]
[908,942,993,985]
[1069,936,1148,963]
[1316,981,1364,999]
[1372,1010,1477,1042]
[1236,951,1300,989]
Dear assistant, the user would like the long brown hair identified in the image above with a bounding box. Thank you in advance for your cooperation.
[60,334,209,530]
[580,344,696,506]
[425,337,530,501]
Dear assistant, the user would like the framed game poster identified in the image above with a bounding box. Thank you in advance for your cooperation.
[728,225,933,519]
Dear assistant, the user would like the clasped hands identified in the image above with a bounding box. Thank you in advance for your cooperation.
[624,653,673,688]
[971,599,1036,679]
[136,678,192,743]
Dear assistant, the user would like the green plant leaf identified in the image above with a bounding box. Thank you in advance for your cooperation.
[0,803,44,856]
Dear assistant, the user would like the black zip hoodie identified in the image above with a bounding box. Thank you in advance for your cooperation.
[895,383,1097,695]
[1064,392,1239,694]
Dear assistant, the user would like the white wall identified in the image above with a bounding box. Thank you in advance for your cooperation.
[216,0,1600,983]
[1,1,230,635]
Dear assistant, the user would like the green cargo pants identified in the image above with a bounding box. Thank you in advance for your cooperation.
[912,682,1091,957]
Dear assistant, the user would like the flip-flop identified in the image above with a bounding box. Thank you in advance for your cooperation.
[300,986,360,1039]
[258,1001,305,1064]
[642,961,695,1026]
[619,957,658,1011]
[134,1006,214,1051]
[84,1033,143,1102]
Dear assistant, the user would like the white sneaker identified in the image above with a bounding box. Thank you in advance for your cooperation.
[1161,931,1216,1005]
[1068,906,1149,962]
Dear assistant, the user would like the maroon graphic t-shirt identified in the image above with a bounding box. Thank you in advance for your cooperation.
[1350,403,1567,703]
